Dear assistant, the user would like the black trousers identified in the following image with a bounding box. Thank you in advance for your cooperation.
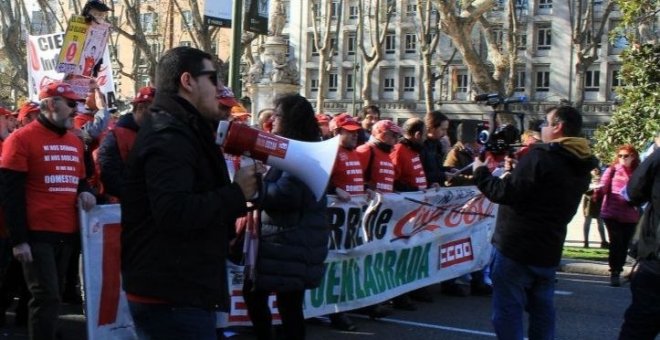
[243,280,306,340]
[603,218,636,273]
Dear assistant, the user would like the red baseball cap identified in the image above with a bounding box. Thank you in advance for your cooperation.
[38,82,84,102]
[18,102,40,121]
[217,86,239,108]
[0,107,13,117]
[132,86,156,104]
[330,113,361,132]
[372,119,402,137]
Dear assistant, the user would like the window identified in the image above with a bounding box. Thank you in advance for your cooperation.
[331,1,340,19]
[149,42,162,60]
[611,69,625,87]
[456,73,468,93]
[405,34,416,53]
[384,77,395,92]
[385,34,396,54]
[536,25,551,50]
[538,0,552,9]
[515,0,528,9]
[406,4,417,16]
[585,70,600,91]
[311,39,319,56]
[517,33,527,50]
[386,0,396,13]
[181,10,193,29]
[491,26,503,50]
[328,73,338,92]
[347,34,356,55]
[330,37,338,55]
[141,12,158,33]
[310,78,319,92]
[535,70,550,92]
[348,5,358,19]
[403,76,415,92]
[346,73,354,92]
[312,3,321,20]
[515,69,526,92]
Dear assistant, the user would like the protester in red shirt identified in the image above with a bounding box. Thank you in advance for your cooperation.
[1,81,96,339]
[391,118,431,191]
[356,119,401,193]
[329,113,364,199]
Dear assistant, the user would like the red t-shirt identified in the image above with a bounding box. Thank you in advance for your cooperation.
[391,142,428,190]
[330,146,365,195]
[1,121,85,234]
[356,143,395,193]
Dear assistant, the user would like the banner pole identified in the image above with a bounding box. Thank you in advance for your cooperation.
[229,0,243,98]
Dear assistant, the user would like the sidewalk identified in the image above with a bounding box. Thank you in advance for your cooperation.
[560,199,633,277]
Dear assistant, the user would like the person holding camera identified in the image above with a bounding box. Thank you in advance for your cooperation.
[472,106,597,339]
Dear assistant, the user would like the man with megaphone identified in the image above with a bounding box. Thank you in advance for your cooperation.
[120,47,263,339]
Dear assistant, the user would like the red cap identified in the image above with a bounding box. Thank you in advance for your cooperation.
[0,107,13,117]
[38,82,84,102]
[18,102,40,121]
[217,86,239,108]
[372,120,402,137]
[316,113,330,124]
[132,86,156,104]
[330,113,360,132]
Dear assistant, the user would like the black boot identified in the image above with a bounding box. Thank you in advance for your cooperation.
[610,272,621,287]
[329,313,357,331]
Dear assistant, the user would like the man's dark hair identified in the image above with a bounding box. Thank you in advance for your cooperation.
[424,110,448,129]
[359,105,380,120]
[402,118,425,137]
[548,105,582,137]
[273,94,321,142]
[155,47,214,95]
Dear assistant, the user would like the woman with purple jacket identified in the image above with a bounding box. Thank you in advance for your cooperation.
[596,144,640,287]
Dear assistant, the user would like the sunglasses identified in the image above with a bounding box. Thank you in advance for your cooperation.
[56,97,78,108]
[191,70,218,87]
[618,154,631,159]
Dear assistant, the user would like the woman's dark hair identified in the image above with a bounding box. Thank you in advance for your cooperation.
[424,110,448,129]
[273,94,321,142]
[155,47,214,95]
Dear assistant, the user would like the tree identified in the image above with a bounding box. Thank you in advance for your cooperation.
[0,0,31,104]
[570,0,615,110]
[415,0,441,113]
[592,0,659,161]
[357,0,395,106]
[430,0,520,95]
[310,0,343,111]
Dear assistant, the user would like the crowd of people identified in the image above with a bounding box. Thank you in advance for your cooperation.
[0,45,658,340]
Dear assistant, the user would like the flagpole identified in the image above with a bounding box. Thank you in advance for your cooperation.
[229,0,243,98]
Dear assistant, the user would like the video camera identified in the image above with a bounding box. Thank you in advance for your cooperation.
[474,93,527,155]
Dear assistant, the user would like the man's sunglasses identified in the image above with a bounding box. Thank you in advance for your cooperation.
[191,70,219,87]
[56,97,78,108]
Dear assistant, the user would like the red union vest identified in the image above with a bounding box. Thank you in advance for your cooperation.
[391,142,428,190]
[356,143,395,193]
[112,126,138,162]
[330,146,365,195]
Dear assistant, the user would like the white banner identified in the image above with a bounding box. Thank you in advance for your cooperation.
[79,187,496,337]
[26,32,115,105]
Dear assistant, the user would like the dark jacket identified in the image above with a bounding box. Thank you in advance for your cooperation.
[420,138,448,185]
[98,113,139,198]
[120,94,247,310]
[256,168,330,292]
[627,148,660,260]
[474,138,598,267]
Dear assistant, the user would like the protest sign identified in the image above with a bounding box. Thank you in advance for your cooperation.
[79,187,496,337]
[56,15,111,76]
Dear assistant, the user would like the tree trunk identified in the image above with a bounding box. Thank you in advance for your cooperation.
[422,53,434,113]
[574,61,587,110]
[316,53,328,112]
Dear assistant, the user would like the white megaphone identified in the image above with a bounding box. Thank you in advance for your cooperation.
[216,121,339,201]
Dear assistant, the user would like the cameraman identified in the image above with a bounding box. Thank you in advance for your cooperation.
[472,106,597,339]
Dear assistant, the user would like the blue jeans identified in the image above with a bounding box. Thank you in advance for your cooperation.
[491,249,556,340]
[128,302,217,340]
[619,259,660,339]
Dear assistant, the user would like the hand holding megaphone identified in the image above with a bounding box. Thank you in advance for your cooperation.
[233,161,266,201]
[216,121,339,201]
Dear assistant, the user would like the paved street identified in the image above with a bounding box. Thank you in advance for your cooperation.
[0,202,640,340]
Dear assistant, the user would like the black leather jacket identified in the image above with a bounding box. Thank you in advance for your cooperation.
[120,94,247,310]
